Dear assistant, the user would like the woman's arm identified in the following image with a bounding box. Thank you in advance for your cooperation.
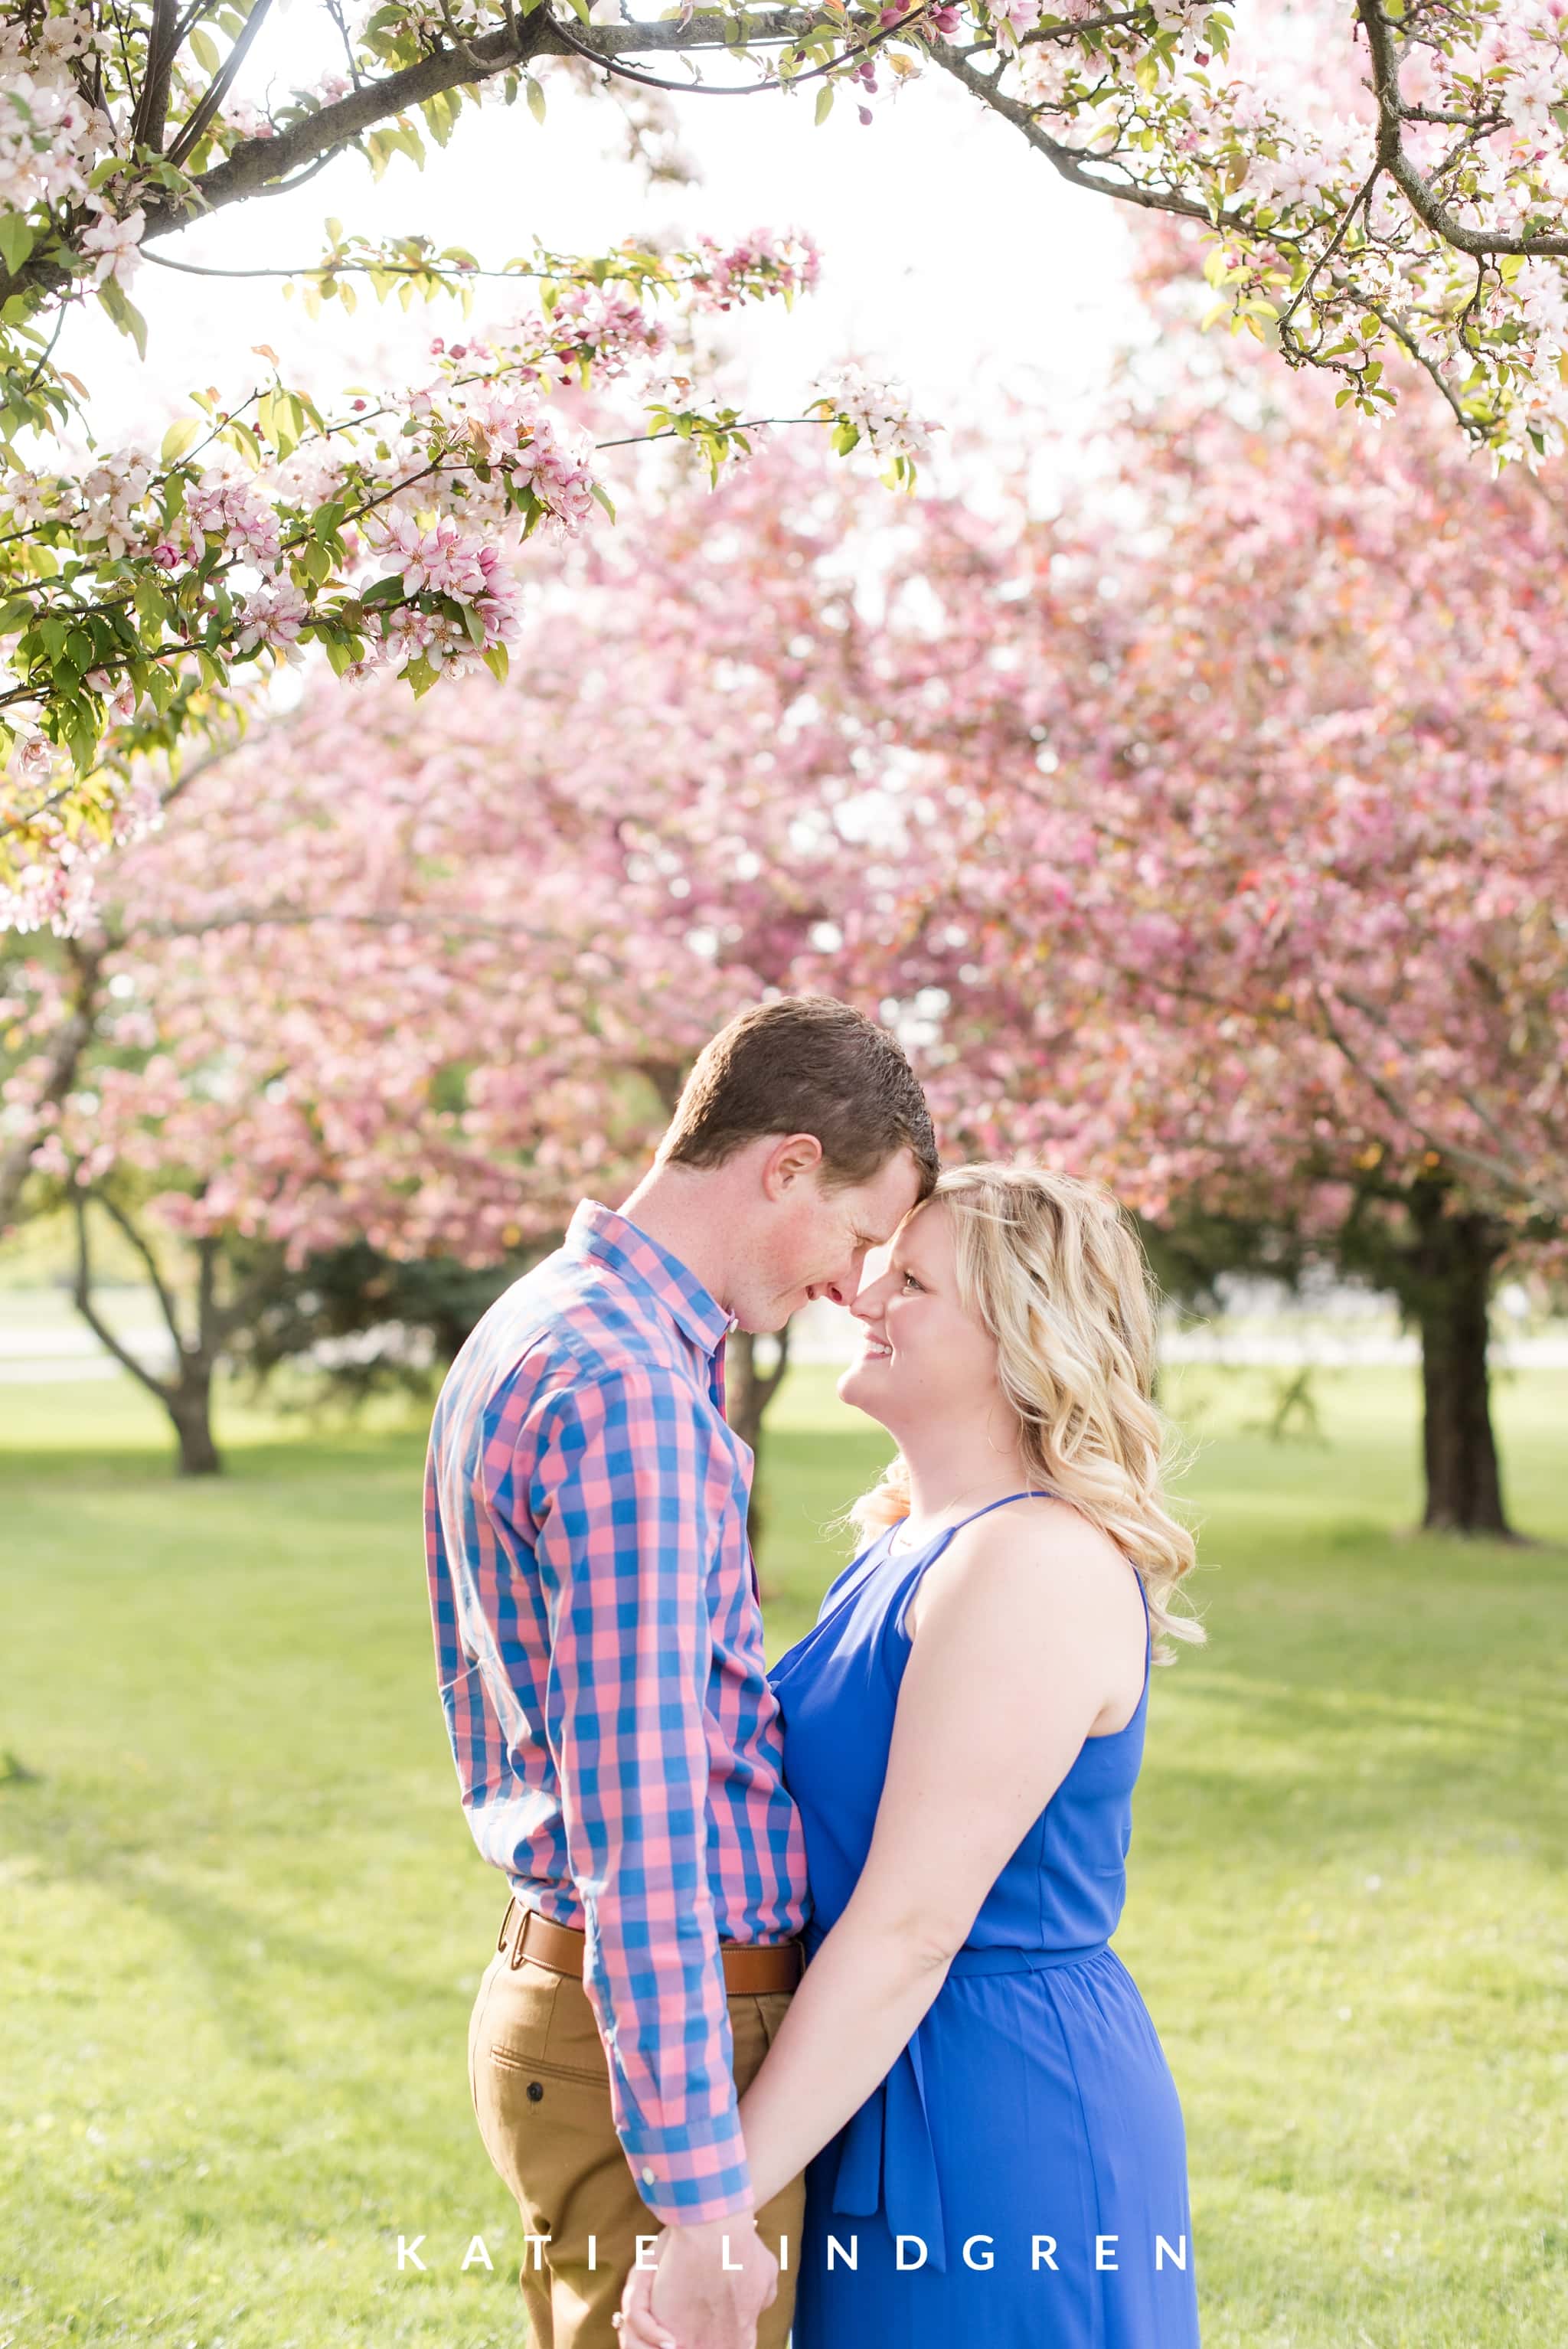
[735,1500,1144,2209]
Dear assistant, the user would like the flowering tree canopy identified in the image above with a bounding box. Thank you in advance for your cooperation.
[5,347,1563,1519]
[0,452,887,1245]
[853,362,1568,1253]
[9,365,1565,1246]
[6,0,1568,921]
[0,498,880,1468]
[0,4,939,930]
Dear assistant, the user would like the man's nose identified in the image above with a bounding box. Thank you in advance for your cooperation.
[848,1266,887,1322]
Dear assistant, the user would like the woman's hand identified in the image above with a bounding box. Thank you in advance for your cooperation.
[615,2249,678,2349]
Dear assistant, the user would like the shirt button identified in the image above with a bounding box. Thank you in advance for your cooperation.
[641,2167,655,2184]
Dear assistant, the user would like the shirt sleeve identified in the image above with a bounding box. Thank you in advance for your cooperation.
[525,1366,754,2226]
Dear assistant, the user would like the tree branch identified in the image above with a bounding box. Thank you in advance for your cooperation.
[0,937,104,1230]
[1331,982,1561,1197]
[547,3,927,100]
[90,1184,192,1353]
[926,33,1223,227]
[1357,0,1568,260]
[1357,297,1478,435]
[138,10,811,246]
[71,1188,178,1403]
[1311,985,1564,1222]
[165,0,278,168]
[129,0,180,154]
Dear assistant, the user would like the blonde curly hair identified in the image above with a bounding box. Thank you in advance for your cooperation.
[849,1161,1203,1659]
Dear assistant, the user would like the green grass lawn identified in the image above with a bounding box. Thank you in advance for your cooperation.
[2,1360,1565,2349]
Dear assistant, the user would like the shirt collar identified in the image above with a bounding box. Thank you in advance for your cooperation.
[566,1201,733,1360]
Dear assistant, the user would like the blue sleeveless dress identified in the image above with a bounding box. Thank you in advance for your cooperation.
[766,1495,1200,2347]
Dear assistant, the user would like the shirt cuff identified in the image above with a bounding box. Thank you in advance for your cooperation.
[619,2109,756,2227]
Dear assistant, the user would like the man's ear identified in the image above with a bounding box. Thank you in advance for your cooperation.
[761,1132,825,1199]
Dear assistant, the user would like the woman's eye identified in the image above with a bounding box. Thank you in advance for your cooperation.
[901,1272,920,1292]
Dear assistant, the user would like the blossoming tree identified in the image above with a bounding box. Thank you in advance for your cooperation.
[5,0,1568,921]
[0,475,883,1472]
[821,361,1567,1537]
[7,354,1566,1523]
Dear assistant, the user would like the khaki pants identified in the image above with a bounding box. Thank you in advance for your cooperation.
[469,1916,805,2349]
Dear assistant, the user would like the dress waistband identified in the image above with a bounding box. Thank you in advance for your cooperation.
[803,1923,1109,1976]
[946,1940,1109,1977]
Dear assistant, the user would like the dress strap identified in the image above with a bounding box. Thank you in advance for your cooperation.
[951,1488,1054,1534]
[888,1490,1054,1644]
[917,1488,1052,1551]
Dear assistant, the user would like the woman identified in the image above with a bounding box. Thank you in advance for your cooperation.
[623,1163,1203,2348]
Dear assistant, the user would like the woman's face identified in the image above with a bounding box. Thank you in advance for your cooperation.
[838,1200,1002,1433]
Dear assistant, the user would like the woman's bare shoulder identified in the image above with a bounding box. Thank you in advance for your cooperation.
[906,1494,1134,1642]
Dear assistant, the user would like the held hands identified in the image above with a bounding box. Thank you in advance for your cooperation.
[615,2214,778,2349]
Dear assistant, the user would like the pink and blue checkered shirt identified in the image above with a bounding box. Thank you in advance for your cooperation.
[424,1201,810,2224]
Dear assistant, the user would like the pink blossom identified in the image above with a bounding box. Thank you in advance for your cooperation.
[693,229,822,312]
[185,471,283,568]
[79,201,144,289]
[377,511,495,601]
[234,578,311,656]
[512,417,597,534]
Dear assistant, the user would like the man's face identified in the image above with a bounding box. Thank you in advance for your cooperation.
[730,1148,928,1334]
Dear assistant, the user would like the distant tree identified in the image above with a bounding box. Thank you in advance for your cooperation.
[831,358,1566,1534]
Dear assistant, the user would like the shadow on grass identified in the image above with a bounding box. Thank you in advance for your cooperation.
[0,1789,476,2075]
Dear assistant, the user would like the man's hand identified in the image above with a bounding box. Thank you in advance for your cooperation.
[616,2213,777,2349]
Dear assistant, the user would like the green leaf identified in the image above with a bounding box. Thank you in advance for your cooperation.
[189,27,220,72]
[67,714,100,774]
[482,643,510,683]
[96,279,149,361]
[0,212,35,276]
[422,87,462,147]
[526,74,547,124]
[160,416,201,466]
[590,481,616,522]
[218,420,263,465]
[815,82,835,126]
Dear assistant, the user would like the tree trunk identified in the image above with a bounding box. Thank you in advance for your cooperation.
[168,1366,221,1477]
[1406,1191,1512,1537]
[724,1322,792,1577]
[72,1193,227,1477]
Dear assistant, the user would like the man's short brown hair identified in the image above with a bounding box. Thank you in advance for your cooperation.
[662,998,939,1197]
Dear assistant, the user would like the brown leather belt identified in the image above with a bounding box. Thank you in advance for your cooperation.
[496,1897,804,1995]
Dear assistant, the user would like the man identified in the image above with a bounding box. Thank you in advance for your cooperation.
[425,998,938,2349]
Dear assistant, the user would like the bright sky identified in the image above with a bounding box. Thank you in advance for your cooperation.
[59,21,1149,492]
